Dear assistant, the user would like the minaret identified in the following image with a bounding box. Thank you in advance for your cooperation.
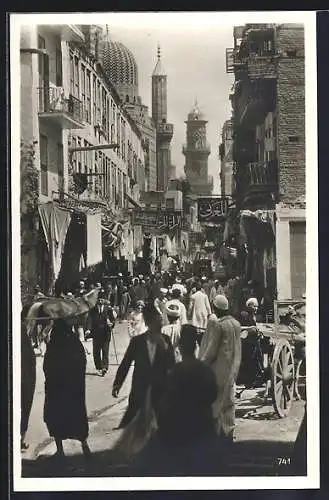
[183,99,213,196]
[152,45,174,192]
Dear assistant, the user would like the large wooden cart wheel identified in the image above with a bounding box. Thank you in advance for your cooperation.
[271,339,295,418]
[295,358,306,401]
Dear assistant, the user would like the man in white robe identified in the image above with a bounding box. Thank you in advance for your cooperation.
[198,295,242,442]
[188,282,212,331]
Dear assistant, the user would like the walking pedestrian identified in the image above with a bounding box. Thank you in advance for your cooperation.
[87,290,117,376]
[198,295,242,443]
[133,324,230,476]
[112,303,175,429]
[120,286,131,321]
[128,300,147,338]
[43,318,91,460]
[21,305,36,452]
[188,282,212,345]
[161,301,182,362]
[170,288,188,326]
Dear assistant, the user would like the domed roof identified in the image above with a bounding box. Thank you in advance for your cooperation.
[101,38,138,101]
[188,99,206,121]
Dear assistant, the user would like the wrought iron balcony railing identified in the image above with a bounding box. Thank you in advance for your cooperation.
[38,87,84,127]
[247,160,278,188]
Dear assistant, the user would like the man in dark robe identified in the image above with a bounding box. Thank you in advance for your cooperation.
[43,318,91,459]
[87,290,116,376]
[21,305,37,451]
[132,324,230,476]
[112,303,175,428]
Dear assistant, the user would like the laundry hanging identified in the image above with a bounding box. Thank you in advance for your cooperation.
[38,202,72,282]
[86,212,102,267]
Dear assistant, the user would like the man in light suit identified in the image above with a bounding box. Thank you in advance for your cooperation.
[188,282,212,346]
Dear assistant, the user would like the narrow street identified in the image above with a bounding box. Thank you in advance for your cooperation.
[22,321,304,478]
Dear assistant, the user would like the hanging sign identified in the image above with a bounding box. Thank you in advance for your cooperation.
[133,210,182,231]
[197,197,229,223]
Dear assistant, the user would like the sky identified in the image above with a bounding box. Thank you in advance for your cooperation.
[104,14,235,194]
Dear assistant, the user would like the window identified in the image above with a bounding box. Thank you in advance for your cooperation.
[83,140,89,173]
[77,137,82,173]
[92,75,97,125]
[40,134,48,196]
[96,81,101,124]
[81,64,86,116]
[56,48,62,87]
[71,135,77,172]
[74,56,79,98]
[166,198,175,210]
[86,70,91,123]
[69,52,74,96]
[38,36,46,108]
[57,143,64,193]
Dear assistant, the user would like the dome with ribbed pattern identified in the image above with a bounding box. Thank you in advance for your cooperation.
[101,39,139,104]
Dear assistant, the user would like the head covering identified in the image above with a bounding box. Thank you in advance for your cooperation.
[160,288,168,295]
[246,297,259,308]
[176,277,182,283]
[136,300,145,308]
[138,274,143,280]
[67,292,73,298]
[213,294,229,311]
[79,281,85,287]
[201,276,207,281]
[165,300,181,318]
[96,282,102,288]
[118,272,123,277]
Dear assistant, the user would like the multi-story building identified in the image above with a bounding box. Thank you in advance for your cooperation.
[183,100,213,196]
[20,24,146,294]
[152,46,174,192]
[219,119,234,197]
[227,23,305,300]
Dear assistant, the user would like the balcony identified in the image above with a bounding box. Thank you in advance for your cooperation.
[47,24,85,44]
[182,142,211,155]
[38,87,84,129]
[156,122,174,138]
[246,160,278,193]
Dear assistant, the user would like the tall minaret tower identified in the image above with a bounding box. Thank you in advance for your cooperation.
[183,99,213,196]
[152,45,174,192]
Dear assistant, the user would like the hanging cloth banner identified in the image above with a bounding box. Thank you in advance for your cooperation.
[38,202,72,282]
[86,212,102,267]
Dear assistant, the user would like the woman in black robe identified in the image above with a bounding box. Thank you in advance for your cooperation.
[21,305,37,451]
[43,317,91,459]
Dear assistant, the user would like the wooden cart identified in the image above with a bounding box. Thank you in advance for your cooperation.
[238,299,306,418]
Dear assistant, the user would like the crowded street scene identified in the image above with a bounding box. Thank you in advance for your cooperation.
[17,17,307,479]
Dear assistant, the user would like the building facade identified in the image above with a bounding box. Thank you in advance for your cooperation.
[152,46,174,192]
[227,23,305,300]
[183,100,213,196]
[219,119,234,197]
[20,24,147,295]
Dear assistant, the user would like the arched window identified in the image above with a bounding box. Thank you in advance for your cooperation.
[126,95,129,103]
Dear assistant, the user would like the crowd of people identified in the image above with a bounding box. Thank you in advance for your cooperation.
[20,269,305,475]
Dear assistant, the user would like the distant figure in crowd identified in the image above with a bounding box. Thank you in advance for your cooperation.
[154,288,168,321]
[199,295,242,443]
[188,282,212,342]
[134,278,148,304]
[128,300,147,338]
[170,288,188,327]
[112,303,175,429]
[87,290,117,377]
[171,276,187,298]
[161,300,182,362]
[116,273,124,318]
[43,318,91,460]
[21,305,37,451]
[133,325,229,476]
[120,286,131,321]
